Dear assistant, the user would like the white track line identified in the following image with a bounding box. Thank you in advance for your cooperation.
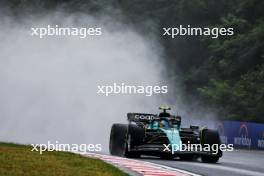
[141,161,201,176]
[182,162,264,176]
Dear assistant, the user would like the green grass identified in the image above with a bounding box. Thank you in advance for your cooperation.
[0,142,128,176]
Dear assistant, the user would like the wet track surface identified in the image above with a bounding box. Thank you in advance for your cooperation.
[138,149,264,176]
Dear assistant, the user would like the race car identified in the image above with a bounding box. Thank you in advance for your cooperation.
[109,106,222,163]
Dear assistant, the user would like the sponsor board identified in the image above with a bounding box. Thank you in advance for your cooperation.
[187,119,264,149]
[212,120,263,149]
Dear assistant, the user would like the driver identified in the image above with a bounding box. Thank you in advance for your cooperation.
[147,120,169,129]
[159,120,169,129]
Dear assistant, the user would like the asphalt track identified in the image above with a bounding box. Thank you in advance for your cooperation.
[137,149,264,176]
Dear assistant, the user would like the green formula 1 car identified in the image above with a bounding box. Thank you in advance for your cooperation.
[109,106,222,163]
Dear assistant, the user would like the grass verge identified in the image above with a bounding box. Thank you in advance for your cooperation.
[0,142,128,176]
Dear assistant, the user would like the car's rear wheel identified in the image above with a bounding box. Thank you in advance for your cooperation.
[109,123,128,156]
[109,123,141,158]
[201,129,222,163]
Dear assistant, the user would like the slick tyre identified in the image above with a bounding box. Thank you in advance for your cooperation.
[201,129,222,163]
[109,123,128,157]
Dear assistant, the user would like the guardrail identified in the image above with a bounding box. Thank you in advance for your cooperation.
[183,119,264,150]
[216,121,264,150]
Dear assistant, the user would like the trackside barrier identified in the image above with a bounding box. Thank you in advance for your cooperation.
[183,119,264,150]
[216,121,264,150]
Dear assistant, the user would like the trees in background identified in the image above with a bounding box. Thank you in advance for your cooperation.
[2,0,264,122]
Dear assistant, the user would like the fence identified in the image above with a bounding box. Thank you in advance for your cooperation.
[183,119,264,150]
[216,121,264,149]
